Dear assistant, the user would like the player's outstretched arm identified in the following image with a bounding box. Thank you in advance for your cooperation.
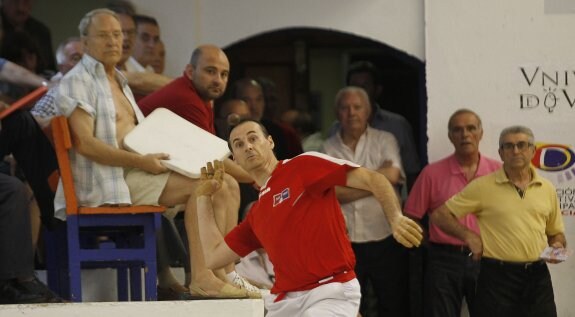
[345,166,422,248]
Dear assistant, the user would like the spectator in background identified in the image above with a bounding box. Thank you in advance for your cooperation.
[57,9,252,300]
[149,40,165,74]
[233,78,303,160]
[322,86,409,317]
[138,45,229,136]
[404,109,501,317]
[215,98,252,140]
[29,37,83,130]
[1,0,56,75]
[0,38,83,239]
[132,14,160,71]
[1,30,39,72]
[0,30,42,101]
[50,37,83,83]
[333,61,421,192]
[430,125,566,317]
[106,0,146,73]
[106,3,171,96]
[280,109,323,152]
[255,76,279,120]
[137,44,261,298]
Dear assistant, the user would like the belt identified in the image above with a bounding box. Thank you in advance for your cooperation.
[481,257,546,270]
[429,242,472,256]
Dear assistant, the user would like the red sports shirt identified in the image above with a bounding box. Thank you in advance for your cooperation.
[138,75,216,134]
[225,152,359,295]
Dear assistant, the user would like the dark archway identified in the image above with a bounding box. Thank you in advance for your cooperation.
[223,27,428,164]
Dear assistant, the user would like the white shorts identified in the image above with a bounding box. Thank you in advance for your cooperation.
[124,168,171,205]
[264,278,361,317]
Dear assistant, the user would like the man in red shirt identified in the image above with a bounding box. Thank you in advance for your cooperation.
[196,119,423,316]
[138,44,256,298]
[138,44,222,133]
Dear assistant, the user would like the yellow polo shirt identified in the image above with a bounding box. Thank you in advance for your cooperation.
[446,167,564,262]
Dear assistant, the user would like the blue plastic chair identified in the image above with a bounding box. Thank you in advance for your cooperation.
[46,116,165,301]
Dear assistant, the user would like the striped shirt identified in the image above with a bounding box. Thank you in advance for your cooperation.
[54,54,144,220]
[30,86,59,119]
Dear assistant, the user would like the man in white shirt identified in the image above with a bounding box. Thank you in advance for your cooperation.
[322,86,410,317]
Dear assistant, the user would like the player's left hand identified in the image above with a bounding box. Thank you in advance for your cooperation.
[391,215,423,248]
[195,160,225,197]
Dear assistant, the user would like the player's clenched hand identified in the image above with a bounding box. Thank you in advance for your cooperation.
[195,160,225,197]
[391,215,423,248]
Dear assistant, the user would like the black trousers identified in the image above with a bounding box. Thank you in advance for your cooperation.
[424,244,480,317]
[0,174,34,279]
[0,111,58,228]
[472,258,557,317]
[352,236,410,317]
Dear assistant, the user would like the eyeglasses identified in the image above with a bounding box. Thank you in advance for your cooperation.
[500,141,533,151]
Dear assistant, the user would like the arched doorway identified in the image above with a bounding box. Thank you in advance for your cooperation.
[222,27,427,164]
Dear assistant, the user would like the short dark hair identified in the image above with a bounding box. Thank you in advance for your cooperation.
[133,14,158,27]
[499,126,535,148]
[106,0,136,16]
[447,108,483,131]
[227,119,269,151]
[231,78,261,99]
[346,60,381,86]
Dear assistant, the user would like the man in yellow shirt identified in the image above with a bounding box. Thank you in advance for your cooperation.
[431,125,566,317]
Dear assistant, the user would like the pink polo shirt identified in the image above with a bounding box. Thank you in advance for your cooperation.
[404,154,501,245]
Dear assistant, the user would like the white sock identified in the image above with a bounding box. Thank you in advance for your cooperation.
[227,271,239,283]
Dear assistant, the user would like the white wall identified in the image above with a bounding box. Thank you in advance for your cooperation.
[426,1,575,316]
[426,0,575,162]
[132,0,425,78]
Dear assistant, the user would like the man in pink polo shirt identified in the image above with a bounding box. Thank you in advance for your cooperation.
[404,109,501,317]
